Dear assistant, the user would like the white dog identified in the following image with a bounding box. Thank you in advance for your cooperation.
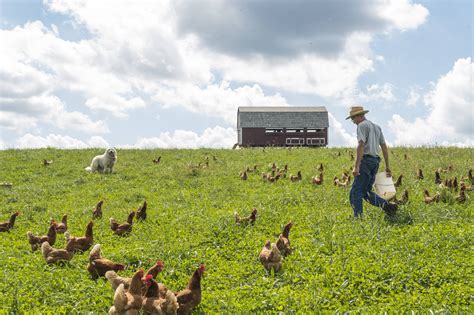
[85,148,117,173]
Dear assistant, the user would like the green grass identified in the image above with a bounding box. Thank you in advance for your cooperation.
[0,147,472,313]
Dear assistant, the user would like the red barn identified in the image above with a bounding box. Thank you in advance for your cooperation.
[237,106,329,147]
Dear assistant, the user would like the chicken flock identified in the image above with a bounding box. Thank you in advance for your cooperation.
[0,153,472,313]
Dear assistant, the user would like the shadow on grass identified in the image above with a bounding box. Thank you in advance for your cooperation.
[384,208,414,225]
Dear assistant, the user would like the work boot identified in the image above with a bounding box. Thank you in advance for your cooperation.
[382,202,397,216]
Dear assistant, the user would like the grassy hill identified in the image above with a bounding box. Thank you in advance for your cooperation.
[0,147,472,313]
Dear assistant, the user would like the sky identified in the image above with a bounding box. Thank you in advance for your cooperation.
[0,0,472,149]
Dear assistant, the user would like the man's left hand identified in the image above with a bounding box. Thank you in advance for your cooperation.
[385,168,392,177]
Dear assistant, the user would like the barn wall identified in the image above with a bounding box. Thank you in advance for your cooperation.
[241,128,327,147]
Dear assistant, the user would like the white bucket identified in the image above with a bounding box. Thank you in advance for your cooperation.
[374,172,396,200]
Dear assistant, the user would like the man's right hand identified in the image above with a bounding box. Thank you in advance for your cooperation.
[352,166,360,177]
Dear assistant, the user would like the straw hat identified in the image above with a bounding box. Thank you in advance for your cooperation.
[345,106,369,120]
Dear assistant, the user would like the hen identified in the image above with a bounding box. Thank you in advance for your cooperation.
[0,212,19,232]
[435,171,442,185]
[259,240,282,273]
[109,269,144,315]
[317,163,324,172]
[455,187,466,203]
[394,174,403,188]
[142,275,179,315]
[234,208,257,225]
[153,156,161,164]
[240,171,248,180]
[41,241,74,264]
[175,264,206,315]
[27,223,56,251]
[290,171,302,182]
[423,189,440,204]
[417,169,424,180]
[311,172,323,185]
[136,201,147,221]
[51,214,68,234]
[110,212,135,236]
[106,260,164,293]
[87,244,125,279]
[65,221,94,252]
[276,221,293,256]
[92,200,104,219]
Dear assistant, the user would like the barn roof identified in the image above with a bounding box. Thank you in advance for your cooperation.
[237,106,329,128]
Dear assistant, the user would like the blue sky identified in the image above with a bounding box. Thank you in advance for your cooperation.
[0,0,472,149]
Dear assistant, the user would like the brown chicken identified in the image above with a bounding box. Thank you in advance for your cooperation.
[41,241,75,264]
[434,171,442,185]
[87,244,125,279]
[234,208,257,225]
[136,201,147,221]
[423,189,440,204]
[109,269,144,315]
[65,221,94,252]
[43,159,53,166]
[317,163,324,172]
[455,187,466,203]
[334,176,351,188]
[0,212,19,232]
[259,241,282,273]
[393,189,409,206]
[27,223,56,251]
[51,214,68,233]
[175,264,206,315]
[110,211,135,236]
[290,171,302,182]
[311,172,323,185]
[394,174,403,188]
[417,169,424,180]
[240,171,248,180]
[106,271,133,293]
[142,275,179,315]
[276,221,293,256]
[153,156,161,164]
[92,200,104,219]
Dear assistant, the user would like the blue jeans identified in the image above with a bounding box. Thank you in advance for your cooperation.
[350,155,388,217]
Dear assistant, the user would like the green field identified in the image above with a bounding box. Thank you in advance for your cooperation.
[0,147,472,313]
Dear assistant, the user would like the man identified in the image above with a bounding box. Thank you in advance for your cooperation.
[346,106,397,217]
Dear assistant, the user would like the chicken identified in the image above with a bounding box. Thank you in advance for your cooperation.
[43,159,53,166]
[92,200,104,219]
[311,172,323,185]
[87,244,125,279]
[394,174,403,188]
[455,187,466,203]
[136,201,147,221]
[175,264,206,315]
[106,260,164,294]
[341,172,350,182]
[27,223,56,251]
[393,189,409,206]
[65,221,94,252]
[417,168,424,180]
[452,177,458,191]
[51,214,68,233]
[469,168,473,185]
[240,171,248,180]
[110,212,135,236]
[317,163,324,172]
[0,212,19,232]
[41,241,74,264]
[142,275,179,315]
[0,182,13,188]
[276,221,293,256]
[423,189,440,204]
[153,156,161,164]
[259,240,282,273]
[334,176,351,188]
[109,269,144,315]
[234,208,257,225]
[404,154,408,160]
[290,171,302,182]
[460,181,473,191]
[435,171,442,185]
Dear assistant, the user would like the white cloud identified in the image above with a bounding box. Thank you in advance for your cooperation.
[406,87,421,107]
[389,58,473,146]
[377,0,429,31]
[359,83,396,102]
[130,126,236,149]
[13,133,110,149]
[151,81,289,124]
[327,113,357,147]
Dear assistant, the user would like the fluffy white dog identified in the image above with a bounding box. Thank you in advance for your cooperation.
[85,148,117,173]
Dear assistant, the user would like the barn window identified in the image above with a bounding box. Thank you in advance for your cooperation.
[307,138,325,146]
[286,129,303,133]
[265,128,283,133]
[286,138,305,145]
[307,129,317,133]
